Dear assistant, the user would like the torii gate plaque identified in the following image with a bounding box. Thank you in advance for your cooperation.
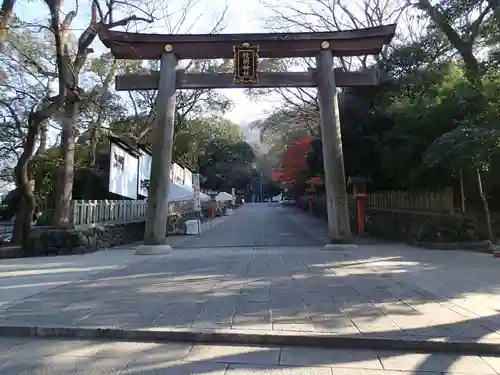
[233,42,259,84]
[99,25,396,246]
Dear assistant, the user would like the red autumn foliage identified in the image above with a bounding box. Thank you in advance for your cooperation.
[271,170,284,182]
[275,137,312,185]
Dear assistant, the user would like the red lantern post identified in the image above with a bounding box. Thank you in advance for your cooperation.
[347,176,369,237]
[355,192,368,236]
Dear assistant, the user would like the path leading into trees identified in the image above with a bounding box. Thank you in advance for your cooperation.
[177,203,329,248]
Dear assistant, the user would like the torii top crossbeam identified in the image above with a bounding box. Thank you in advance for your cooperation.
[98,24,396,60]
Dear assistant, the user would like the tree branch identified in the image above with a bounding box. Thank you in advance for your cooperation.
[0,99,25,138]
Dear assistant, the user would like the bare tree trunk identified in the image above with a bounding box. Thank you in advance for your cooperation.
[47,0,154,228]
[459,168,465,213]
[36,123,48,154]
[10,0,71,237]
[476,168,494,242]
[11,118,40,245]
[0,0,16,48]
[12,195,31,244]
[53,98,77,228]
[87,123,99,199]
[90,127,99,166]
[33,123,50,212]
[90,61,115,166]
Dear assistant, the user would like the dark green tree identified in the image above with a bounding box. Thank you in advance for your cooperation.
[199,139,256,191]
[424,125,500,241]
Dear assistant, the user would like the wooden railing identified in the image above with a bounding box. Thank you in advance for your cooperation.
[71,200,148,226]
[70,199,217,226]
[366,188,454,213]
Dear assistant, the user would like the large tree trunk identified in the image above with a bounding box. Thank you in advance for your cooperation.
[11,0,71,237]
[476,168,494,242]
[46,0,152,229]
[90,127,99,166]
[33,123,51,212]
[36,123,48,154]
[52,98,78,228]
[11,198,30,244]
[90,61,115,166]
[0,0,16,48]
[11,179,35,244]
[11,118,40,245]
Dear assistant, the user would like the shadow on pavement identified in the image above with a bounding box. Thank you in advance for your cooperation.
[1,332,499,374]
[1,205,499,373]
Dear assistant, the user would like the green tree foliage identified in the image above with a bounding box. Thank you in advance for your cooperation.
[424,125,500,240]
[173,117,242,167]
[198,139,256,191]
[424,126,500,172]
[255,0,500,223]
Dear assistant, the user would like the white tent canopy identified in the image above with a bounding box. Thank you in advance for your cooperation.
[168,183,192,202]
[215,191,233,202]
[168,183,210,202]
[182,183,210,201]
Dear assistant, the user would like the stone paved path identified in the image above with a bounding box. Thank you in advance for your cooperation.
[1,204,499,345]
[1,336,500,374]
[0,248,152,308]
[176,203,327,247]
[0,243,499,343]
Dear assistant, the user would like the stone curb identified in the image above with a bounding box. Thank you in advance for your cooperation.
[135,245,172,255]
[0,325,499,355]
[323,244,359,251]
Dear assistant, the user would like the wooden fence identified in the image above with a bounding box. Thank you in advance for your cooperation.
[366,188,454,213]
[71,200,148,226]
[70,199,216,226]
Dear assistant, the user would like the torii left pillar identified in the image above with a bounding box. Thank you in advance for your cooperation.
[143,51,177,247]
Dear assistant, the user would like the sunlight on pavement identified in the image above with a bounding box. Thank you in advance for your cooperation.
[1,337,500,374]
[0,266,123,277]
[0,281,72,290]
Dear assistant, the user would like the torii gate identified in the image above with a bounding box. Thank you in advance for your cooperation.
[98,25,396,247]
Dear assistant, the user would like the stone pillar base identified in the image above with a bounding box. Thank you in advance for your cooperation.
[135,245,172,255]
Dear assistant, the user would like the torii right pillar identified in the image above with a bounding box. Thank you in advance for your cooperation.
[316,41,351,243]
